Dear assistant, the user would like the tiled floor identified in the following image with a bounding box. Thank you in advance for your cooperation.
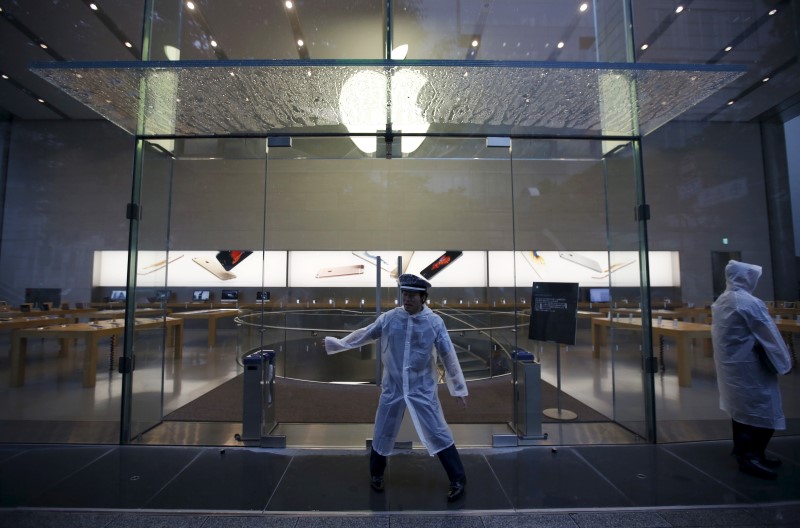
[1,436,798,527]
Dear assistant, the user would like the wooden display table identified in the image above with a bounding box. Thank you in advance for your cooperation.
[591,316,712,387]
[10,317,184,388]
[170,308,239,347]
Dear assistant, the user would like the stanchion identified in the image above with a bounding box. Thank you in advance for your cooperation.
[542,343,577,420]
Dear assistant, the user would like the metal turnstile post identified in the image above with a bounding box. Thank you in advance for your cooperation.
[236,349,285,447]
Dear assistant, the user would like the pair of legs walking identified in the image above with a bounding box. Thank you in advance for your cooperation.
[731,419,780,480]
[370,443,466,500]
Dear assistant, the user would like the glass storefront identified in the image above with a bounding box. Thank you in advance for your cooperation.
[0,1,797,448]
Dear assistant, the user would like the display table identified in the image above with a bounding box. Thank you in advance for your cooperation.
[10,317,184,388]
[82,308,171,319]
[591,316,712,387]
[170,308,239,347]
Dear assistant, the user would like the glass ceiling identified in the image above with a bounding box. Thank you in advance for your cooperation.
[31,60,744,139]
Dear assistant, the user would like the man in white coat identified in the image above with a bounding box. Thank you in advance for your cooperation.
[711,260,793,480]
[325,273,469,501]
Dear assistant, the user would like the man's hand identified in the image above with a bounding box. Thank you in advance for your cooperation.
[456,396,468,409]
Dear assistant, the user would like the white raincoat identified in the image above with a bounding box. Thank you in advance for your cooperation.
[711,260,792,429]
[324,305,468,456]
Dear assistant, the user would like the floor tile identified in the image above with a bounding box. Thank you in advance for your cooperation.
[573,444,751,507]
[658,507,761,526]
[0,445,112,507]
[480,513,579,528]
[145,448,293,511]
[484,446,632,509]
[664,441,800,503]
[569,511,671,528]
[0,510,118,528]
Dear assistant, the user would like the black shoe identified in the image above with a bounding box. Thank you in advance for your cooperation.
[760,455,782,468]
[370,475,384,492]
[738,457,778,480]
[447,480,465,502]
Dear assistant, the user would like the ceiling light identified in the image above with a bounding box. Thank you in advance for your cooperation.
[210,40,217,47]
[762,77,769,82]
[124,41,132,48]
[640,43,649,50]
[40,43,48,49]
[557,42,565,49]
[1,74,8,80]
[579,3,589,12]
[471,39,479,47]
[186,1,195,9]
[297,39,304,47]
[724,46,732,52]
[89,3,98,10]
[675,6,684,14]
[769,9,777,15]
[727,100,734,105]
[285,1,293,8]
[37,98,45,103]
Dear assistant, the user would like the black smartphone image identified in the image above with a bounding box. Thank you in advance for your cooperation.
[419,251,463,279]
[216,250,252,271]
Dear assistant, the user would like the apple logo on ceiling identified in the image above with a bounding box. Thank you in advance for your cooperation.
[339,44,429,155]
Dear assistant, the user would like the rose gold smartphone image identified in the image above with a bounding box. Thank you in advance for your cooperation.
[315,264,365,278]
[192,257,237,280]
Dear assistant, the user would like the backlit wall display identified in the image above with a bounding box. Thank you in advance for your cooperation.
[489,251,680,288]
[93,250,288,287]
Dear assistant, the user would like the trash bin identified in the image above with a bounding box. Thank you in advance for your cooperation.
[513,349,543,439]
[241,349,276,442]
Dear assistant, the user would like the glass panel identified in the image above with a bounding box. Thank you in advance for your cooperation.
[30,60,744,138]
[125,140,174,441]
[602,141,650,440]
[0,121,132,444]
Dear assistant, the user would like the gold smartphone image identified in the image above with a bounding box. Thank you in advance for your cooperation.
[192,257,237,280]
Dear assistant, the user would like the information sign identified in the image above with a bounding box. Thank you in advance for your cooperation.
[528,282,579,345]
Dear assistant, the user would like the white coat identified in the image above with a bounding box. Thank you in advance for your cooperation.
[711,260,792,429]
[324,305,468,456]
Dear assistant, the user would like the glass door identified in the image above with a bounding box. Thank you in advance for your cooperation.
[258,135,514,447]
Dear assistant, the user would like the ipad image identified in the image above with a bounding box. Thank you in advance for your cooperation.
[315,264,365,278]
[192,257,237,280]
[138,254,184,275]
[558,251,603,273]
[420,251,462,280]
[216,250,252,271]
[352,251,391,271]
[390,251,415,279]
[522,250,547,280]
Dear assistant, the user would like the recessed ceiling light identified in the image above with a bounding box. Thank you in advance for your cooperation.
[579,3,589,12]
[285,1,293,8]
[724,46,733,52]
[471,39,479,47]
[40,43,48,49]
[769,9,777,15]
[762,77,769,82]
[727,100,734,105]
[641,43,649,50]
[675,6,684,14]
[37,98,45,103]
[89,3,98,10]
[557,41,565,49]
[186,1,195,10]
[1,74,8,80]
[297,39,304,47]
[210,40,217,47]
[124,41,132,48]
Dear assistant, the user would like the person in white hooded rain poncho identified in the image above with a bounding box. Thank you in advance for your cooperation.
[711,260,793,480]
[324,274,469,501]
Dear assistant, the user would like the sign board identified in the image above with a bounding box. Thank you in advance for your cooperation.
[528,282,579,345]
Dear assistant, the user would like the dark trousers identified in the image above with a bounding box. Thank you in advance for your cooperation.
[732,419,774,459]
[370,443,466,483]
